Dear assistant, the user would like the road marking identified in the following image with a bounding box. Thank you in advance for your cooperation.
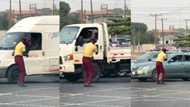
[0,102,57,107]
[14,94,59,99]
[62,98,131,107]
[0,93,12,96]
[10,97,59,104]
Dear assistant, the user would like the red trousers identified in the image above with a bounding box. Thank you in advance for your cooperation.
[15,56,26,84]
[156,61,165,81]
[82,57,95,85]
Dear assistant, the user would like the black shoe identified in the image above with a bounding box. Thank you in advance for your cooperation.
[17,83,27,87]
[160,81,165,85]
[84,84,93,87]
[156,80,160,84]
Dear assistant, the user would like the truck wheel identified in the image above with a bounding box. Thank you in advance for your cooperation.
[64,73,81,82]
[182,78,189,81]
[7,65,19,83]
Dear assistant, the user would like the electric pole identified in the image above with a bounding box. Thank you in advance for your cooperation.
[19,0,22,19]
[150,13,162,46]
[90,0,94,23]
[53,0,55,15]
[124,0,127,18]
[9,0,12,23]
[161,18,167,47]
[185,19,190,36]
[80,0,84,23]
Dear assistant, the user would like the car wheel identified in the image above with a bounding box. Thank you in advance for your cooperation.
[138,78,148,82]
[7,65,19,83]
[182,78,189,81]
[152,71,157,82]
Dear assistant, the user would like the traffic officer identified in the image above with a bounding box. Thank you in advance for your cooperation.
[156,48,167,84]
[82,37,97,87]
[14,38,29,87]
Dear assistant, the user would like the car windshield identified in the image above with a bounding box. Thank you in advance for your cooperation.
[137,52,158,61]
[0,32,24,50]
[60,26,80,44]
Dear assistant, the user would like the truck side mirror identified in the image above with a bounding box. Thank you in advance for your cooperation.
[75,46,78,52]
[96,45,99,55]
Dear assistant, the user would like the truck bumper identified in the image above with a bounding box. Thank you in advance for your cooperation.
[60,63,75,73]
[0,68,7,78]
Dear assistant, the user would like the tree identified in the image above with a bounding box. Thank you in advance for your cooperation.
[108,17,131,35]
[60,1,71,29]
[0,12,9,30]
[131,22,150,45]
[175,35,190,47]
[59,1,80,29]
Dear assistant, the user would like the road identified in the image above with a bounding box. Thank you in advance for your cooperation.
[60,78,190,107]
[0,75,59,107]
[1,76,190,107]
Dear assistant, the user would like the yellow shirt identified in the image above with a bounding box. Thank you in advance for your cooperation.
[156,51,167,62]
[83,42,97,58]
[14,42,26,56]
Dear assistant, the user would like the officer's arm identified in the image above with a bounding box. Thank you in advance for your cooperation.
[23,46,30,57]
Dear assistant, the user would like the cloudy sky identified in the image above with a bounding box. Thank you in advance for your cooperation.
[131,0,190,30]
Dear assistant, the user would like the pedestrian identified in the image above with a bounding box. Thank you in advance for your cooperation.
[14,37,29,87]
[156,48,167,84]
[82,37,97,87]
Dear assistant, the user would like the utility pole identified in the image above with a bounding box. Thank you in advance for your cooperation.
[185,19,190,36]
[19,0,22,19]
[124,0,127,18]
[53,0,55,15]
[150,13,162,46]
[161,18,167,47]
[9,0,12,23]
[80,0,84,23]
[90,0,94,23]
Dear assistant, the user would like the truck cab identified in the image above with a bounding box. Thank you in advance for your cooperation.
[0,16,60,82]
[59,23,131,81]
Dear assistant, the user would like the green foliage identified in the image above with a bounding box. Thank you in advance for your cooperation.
[0,12,9,30]
[108,17,131,35]
[175,35,190,47]
[131,22,154,45]
[60,1,80,29]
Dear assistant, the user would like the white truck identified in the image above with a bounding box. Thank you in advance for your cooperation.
[59,23,131,81]
[0,16,60,82]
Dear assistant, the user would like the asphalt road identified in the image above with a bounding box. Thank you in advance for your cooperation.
[60,78,190,107]
[0,75,59,107]
[1,76,190,107]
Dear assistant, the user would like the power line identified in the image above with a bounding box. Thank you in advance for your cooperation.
[150,13,163,45]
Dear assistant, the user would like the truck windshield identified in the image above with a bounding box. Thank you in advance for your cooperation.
[60,26,80,44]
[0,32,23,50]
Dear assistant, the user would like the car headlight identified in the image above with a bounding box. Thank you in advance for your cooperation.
[137,66,154,75]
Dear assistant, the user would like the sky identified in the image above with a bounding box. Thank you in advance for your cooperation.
[63,0,190,30]
[131,0,190,30]
[0,0,59,11]
[1,0,189,30]
[63,0,130,11]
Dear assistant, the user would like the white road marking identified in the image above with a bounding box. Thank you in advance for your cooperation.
[0,93,12,96]
[0,102,57,107]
